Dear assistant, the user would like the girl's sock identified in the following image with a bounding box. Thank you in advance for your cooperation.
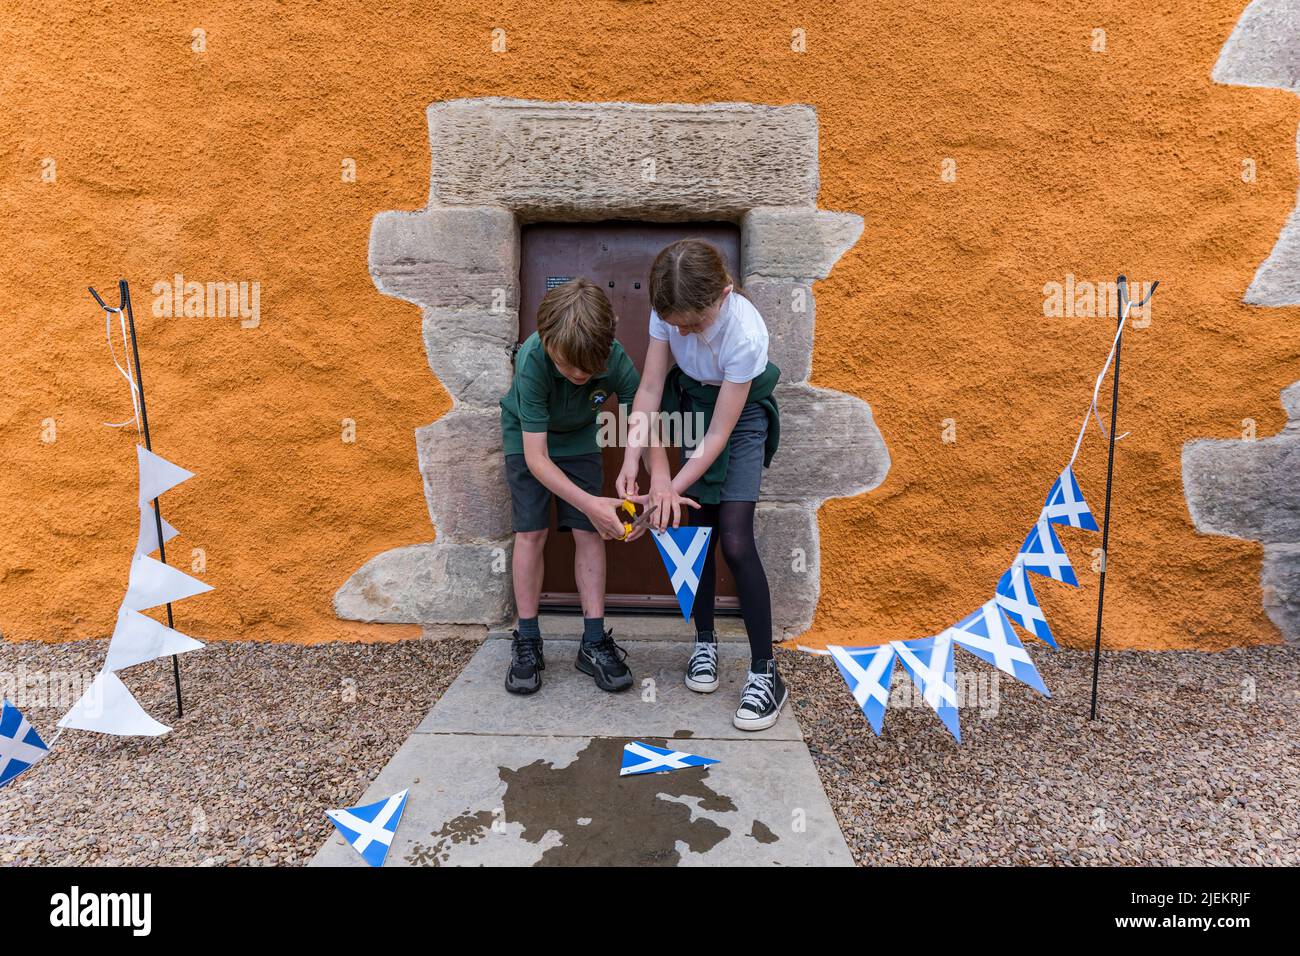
[695,629,717,644]
[582,617,606,644]
[518,616,541,639]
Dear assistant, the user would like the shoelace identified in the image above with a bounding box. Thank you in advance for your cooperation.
[513,637,541,667]
[689,642,717,675]
[590,634,628,665]
[740,671,775,711]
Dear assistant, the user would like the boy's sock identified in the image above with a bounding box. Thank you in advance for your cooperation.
[695,629,717,644]
[582,617,606,644]
[517,616,541,640]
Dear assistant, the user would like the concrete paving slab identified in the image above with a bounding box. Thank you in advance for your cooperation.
[310,733,852,867]
[416,639,803,741]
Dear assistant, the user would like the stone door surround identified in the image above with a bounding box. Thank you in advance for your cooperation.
[334,98,891,638]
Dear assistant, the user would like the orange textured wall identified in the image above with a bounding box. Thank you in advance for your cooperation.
[1,1,1296,649]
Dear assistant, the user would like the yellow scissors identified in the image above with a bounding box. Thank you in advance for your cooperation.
[618,499,659,540]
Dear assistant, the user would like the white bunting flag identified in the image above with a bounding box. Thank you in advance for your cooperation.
[136,444,194,506]
[135,503,179,556]
[104,606,204,673]
[58,671,170,737]
[121,553,212,612]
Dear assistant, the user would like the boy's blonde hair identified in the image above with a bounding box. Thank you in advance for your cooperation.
[536,277,616,374]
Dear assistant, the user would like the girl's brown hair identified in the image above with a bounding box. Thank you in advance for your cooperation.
[648,238,740,318]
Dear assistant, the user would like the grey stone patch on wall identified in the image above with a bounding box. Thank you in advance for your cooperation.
[1263,544,1300,642]
[755,503,821,637]
[334,541,512,626]
[744,278,815,383]
[337,98,890,636]
[1182,382,1300,641]
[1212,0,1300,91]
[764,384,891,504]
[415,408,512,543]
[741,207,865,279]
[1186,8,1300,641]
[425,98,819,221]
[369,207,519,311]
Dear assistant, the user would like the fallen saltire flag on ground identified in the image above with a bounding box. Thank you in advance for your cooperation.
[0,698,50,788]
[620,740,719,776]
[326,788,410,867]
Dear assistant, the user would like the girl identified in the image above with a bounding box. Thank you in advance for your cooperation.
[617,239,784,731]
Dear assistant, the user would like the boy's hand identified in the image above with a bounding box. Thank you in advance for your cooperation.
[586,497,633,540]
[615,462,640,500]
[649,480,699,530]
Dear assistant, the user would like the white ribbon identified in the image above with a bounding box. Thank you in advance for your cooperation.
[101,305,142,432]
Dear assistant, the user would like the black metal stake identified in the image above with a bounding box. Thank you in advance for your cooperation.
[89,279,184,718]
[1088,274,1157,721]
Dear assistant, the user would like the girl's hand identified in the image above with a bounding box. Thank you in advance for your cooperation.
[615,461,640,500]
[650,481,699,531]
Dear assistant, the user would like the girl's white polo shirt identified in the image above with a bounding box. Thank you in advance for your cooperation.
[648,291,770,386]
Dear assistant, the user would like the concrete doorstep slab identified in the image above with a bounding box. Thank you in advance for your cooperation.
[311,640,853,867]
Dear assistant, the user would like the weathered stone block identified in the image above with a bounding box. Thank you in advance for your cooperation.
[1263,543,1300,643]
[369,206,519,310]
[1212,0,1300,91]
[764,384,891,504]
[1246,194,1300,307]
[426,98,819,220]
[334,541,513,625]
[416,408,512,543]
[744,278,815,383]
[1182,430,1300,543]
[741,207,864,280]
[422,308,517,407]
[755,502,821,637]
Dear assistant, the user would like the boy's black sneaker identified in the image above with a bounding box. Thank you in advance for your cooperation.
[733,659,788,731]
[505,631,544,695]
[575,630,633,692]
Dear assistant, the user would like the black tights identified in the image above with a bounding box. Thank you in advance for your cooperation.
[691,501,773,665]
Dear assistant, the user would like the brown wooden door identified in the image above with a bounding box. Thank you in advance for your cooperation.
[518,221,741,613]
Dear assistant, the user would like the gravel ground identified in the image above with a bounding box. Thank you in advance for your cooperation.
[781,643,1300,865]
[0,638,477,866]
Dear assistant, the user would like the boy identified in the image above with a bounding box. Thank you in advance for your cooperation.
[499,278,640,695]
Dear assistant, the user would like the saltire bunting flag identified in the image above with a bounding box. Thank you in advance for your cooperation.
[0,699,50,788]
[326,789,410,867]
[1043,466,1099,530]
[620,740,719,776]
[994,561,1057,648]
[135,504,179,557]
[948,600,1050,697]
[893,633,962,743]
[1017,518,1079,586]
[122,553,212,612]
[650,526,712,619]
[136,444,194,506]
[58,671,170,737]
[104,606,205,673]
[827,643,897,736]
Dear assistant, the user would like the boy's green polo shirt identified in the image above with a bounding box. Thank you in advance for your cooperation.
[500,332,641,457]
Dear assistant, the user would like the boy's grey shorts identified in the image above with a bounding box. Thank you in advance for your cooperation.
[505,452,603,533]
[682,399,769,502]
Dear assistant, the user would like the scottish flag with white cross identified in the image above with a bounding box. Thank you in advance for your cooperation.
[326,788,410,867]
[651,526,712,619]
[994,561,1057,647]
[1017,517,1079,586]
[893,633,962,743]
[0,698,50,788]
[827,643,897,736]
[1043,466,1099,530]
[620,741,719,776]
[948,600,1050,696]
